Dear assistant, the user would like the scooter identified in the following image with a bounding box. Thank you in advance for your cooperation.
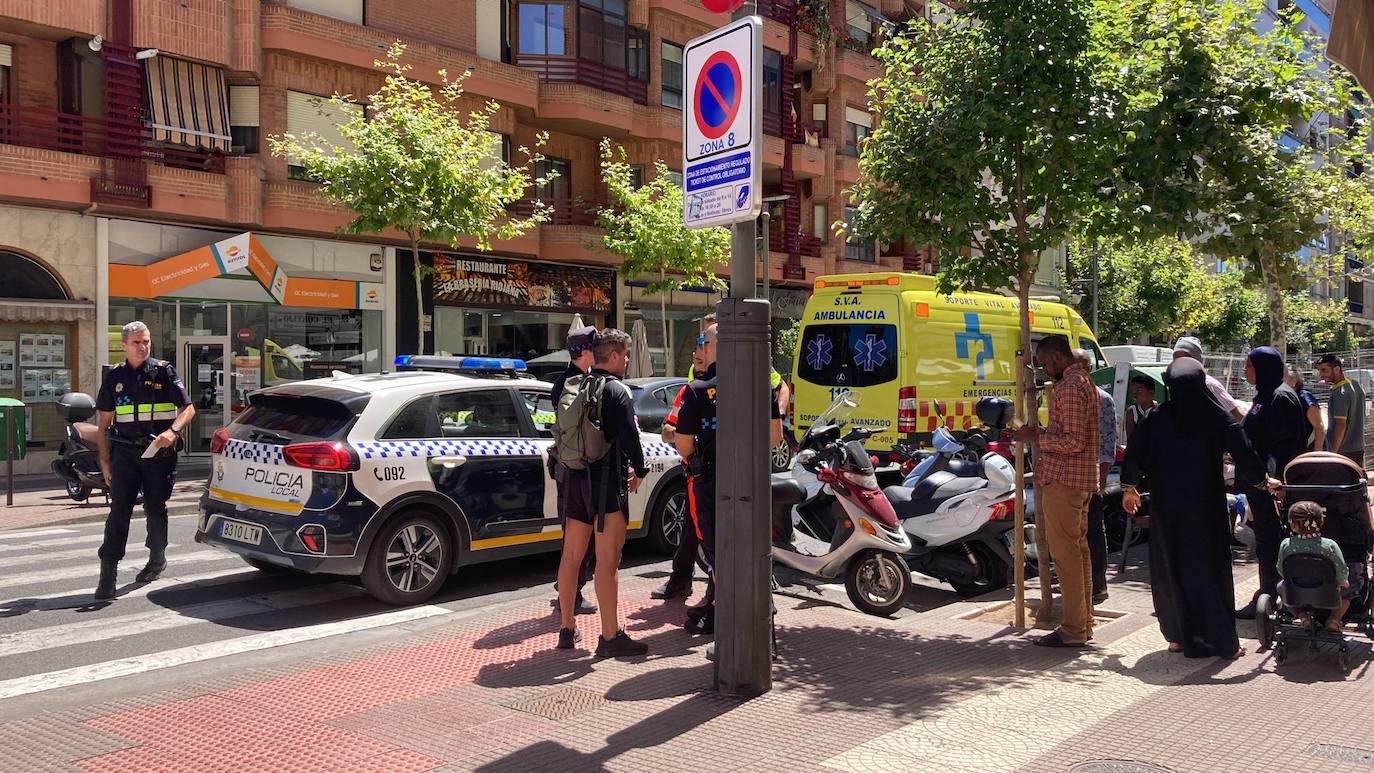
[885,440,1023,597]
[51,392,110,502]
[771,393,914,617]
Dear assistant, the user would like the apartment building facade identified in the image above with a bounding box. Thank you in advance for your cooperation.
[0,0,933,471]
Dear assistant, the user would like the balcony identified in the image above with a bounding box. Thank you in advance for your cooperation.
[758,0,798,24]
[511,197,605,228]
[517,56,650,106]
[0,103,226,174]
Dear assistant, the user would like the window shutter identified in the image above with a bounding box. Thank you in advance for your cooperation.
[477,132,505,171]
[845,107,872,128]
[286,90,359,165]
[229,86,259,127]
[476,0,503,61]
[0,45,12,68]
[812,102,827,121]
[286,0,363,25]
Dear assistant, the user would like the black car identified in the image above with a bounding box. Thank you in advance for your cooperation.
[625,377,689,434]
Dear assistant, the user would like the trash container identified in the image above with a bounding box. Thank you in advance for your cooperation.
[0,398,26,462]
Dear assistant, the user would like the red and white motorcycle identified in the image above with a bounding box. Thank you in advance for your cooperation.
[771,394,914,616]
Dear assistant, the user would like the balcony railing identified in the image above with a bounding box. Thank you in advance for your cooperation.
[0,102,226,173]
[516,56,649,105]
[511,197,606,228]
[757,0,797,24]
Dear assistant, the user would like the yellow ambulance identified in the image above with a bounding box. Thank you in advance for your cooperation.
[791,272,1102,452]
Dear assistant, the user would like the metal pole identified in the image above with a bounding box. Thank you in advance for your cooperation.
[4,407,12,509]
[715,3,771,699]
[1090,240,1100,332]
[762,210,770,299]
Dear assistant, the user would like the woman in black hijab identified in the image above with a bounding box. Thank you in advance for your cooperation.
[1236,346,1310,619]
[1122,358,1272,658]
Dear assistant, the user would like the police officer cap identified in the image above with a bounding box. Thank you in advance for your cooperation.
[566,326,598,355]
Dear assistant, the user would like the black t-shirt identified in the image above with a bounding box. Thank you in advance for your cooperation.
[97,358,192,441]
[676,363,719,465]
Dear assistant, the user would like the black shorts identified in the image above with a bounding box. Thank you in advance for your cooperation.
[560,471,629,526]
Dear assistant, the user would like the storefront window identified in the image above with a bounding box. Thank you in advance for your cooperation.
[108,299,177,366]
[637,307,705,377]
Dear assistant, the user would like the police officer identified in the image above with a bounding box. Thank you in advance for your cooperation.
[672,324,781,635]
[94,321,195,600]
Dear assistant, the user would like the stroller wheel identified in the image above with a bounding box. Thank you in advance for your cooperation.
[1255,594,1275,651]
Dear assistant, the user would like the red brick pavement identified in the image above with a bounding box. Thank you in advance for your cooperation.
[5,561,1374,772]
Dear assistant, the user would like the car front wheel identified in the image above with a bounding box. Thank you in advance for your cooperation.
[362,513,454,605]
[647,480,687,556]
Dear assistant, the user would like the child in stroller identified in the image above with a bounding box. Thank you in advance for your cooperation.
[1255,452,1374,671]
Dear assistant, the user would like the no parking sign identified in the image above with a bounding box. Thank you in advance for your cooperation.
[683,16,761,229]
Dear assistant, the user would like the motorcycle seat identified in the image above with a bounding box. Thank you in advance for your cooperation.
[770,473,808,507]
[885,472,987,520]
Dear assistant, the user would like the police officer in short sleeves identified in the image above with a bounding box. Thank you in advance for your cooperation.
[94,321,195,600]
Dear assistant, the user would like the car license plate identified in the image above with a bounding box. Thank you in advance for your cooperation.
[220,520,263,546]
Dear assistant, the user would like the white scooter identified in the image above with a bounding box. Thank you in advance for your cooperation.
[771,394,914,616]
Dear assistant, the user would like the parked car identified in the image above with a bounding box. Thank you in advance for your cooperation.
[626,377,689,434]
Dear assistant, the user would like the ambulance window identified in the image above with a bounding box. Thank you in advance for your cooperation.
[797,324,898,388]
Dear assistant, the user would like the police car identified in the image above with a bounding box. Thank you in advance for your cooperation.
[194,356,687,605]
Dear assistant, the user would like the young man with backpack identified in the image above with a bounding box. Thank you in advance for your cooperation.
[553,328,651,657]
[549,327,599,617]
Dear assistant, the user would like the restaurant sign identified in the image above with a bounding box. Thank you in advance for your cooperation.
[430,255,613,313]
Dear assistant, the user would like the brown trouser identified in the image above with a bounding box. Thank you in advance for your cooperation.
[1042,482,1094,643]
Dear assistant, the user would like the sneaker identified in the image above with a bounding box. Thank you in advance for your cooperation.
[684,609,715,636]
[557,627,581,650]
[595,630,648,658]
[651,581,691,600]
[552,595,598,616]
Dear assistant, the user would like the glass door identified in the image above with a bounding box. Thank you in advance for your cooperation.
[178,336,232,455]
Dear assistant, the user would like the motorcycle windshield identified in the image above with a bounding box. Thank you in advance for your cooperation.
[803,391,862,446]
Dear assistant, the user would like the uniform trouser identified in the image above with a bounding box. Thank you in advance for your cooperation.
[1041,482,1094,643]
[666,474,700,588]
[1247,489,1285,599]
[555,479,595,590]
[1087,492,1107,596]
[99,445,176,563]
[689,474,717,608]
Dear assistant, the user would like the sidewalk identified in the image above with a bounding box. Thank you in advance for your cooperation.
[0,476,206,532]
[4,557,1372,772]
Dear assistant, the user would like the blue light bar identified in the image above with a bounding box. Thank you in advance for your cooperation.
[394,355,527,372]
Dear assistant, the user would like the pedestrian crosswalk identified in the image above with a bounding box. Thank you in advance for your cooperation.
[0,519,465,703]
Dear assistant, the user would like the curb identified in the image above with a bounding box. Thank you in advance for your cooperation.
[0,500,202,531]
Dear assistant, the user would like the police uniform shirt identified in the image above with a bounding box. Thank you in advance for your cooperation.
[675,363,720,466]
[97,358,192,441]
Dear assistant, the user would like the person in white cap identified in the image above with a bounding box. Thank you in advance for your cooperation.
[1172,336,1244,422]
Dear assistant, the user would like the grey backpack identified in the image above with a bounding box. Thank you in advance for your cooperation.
[554,374,611,471]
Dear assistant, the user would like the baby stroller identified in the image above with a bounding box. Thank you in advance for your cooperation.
[1255,452,1374,672]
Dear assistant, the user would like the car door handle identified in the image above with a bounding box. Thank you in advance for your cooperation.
[432,455,467,469]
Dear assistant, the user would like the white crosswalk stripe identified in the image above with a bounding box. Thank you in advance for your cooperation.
[0,528,77,541]
[0,543,185,570]
[0,583,366,658]
[0,533,106,556]
[0,550,224,592]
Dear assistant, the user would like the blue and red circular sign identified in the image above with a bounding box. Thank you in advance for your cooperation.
[694,51,742,141]
[700,0,747,12]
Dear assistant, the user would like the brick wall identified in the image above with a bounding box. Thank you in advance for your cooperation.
[364,0,475,56]
[0,0,104,37]
[133,0,233,67]
[1,34,59,111]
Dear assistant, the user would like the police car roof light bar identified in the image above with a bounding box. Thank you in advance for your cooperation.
[393,355,529,373]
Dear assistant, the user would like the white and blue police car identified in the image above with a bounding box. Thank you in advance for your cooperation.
[195,356,687,605]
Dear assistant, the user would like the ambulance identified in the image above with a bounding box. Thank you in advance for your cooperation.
[791,272,1102,453]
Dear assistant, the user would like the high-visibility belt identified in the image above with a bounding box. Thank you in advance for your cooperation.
[113,402,179,422]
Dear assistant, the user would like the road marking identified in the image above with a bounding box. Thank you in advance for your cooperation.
[0,566,303,610]
[0,528,77,541]
[0,604,451,700]
[0,551,224,592]
[0,583,366,658]
[0,544,183,570]
[0,534,106,555]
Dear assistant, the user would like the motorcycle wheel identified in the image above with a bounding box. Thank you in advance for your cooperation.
[844,549,911,617]
[66,480,90,502]
[949,542,1010,598]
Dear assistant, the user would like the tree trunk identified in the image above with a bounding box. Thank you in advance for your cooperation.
[659,269,672,377]
[1260,252,1286,359]
[411,233,425,355]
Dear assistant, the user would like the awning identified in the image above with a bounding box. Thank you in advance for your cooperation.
[144,56,231,152]
[1329,0,1374,96]
[0,299,96,323]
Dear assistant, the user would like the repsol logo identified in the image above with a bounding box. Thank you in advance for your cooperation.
[244,466,305,497]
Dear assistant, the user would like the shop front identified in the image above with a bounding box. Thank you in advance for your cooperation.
[426,253,615,379]
[104,221,391,454]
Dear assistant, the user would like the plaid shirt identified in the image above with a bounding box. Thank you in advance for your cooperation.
[1039,363,1100,491]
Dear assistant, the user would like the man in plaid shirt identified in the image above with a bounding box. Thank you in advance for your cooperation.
[1014,335,1100,648]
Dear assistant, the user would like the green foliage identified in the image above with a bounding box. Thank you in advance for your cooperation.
[774,318,802,376]
[1072,236,1262,348]
[1255,292,1349,350]
[268,43,549,250]
[595,140,729,294]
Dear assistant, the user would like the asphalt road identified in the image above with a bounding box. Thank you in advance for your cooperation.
[0,515,965,722]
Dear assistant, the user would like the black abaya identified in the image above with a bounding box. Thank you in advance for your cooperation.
[1122,363,1266,658]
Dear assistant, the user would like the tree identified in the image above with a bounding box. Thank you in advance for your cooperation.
[1100,0,1360,358]
[1072,236,1262,347]
[1256,292,1349,352]
[774,317,802,377]
[269,43,550,352]
[595,140,729,375]
[849,0,1219,625]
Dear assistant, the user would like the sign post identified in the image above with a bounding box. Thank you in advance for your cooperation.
[684,14,772,698]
